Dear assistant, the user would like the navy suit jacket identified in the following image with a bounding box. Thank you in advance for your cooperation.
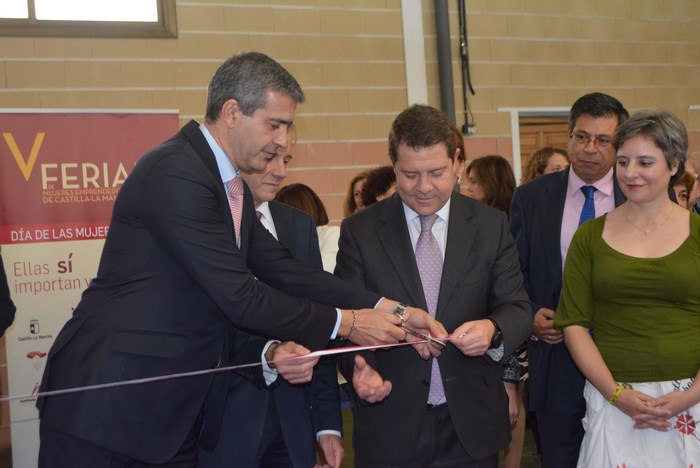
[200,201,341,467]
[509,167,625,412]
[37,121,379,463]
[336,193,532,463]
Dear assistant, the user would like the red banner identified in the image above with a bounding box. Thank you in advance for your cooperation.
[0,112,179,243]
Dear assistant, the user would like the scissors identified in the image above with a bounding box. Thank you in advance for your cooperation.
[400,324,447,348]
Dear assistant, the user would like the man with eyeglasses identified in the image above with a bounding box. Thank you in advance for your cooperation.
[510,93,629,468]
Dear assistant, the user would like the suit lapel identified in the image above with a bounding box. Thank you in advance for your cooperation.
[181,120,234,234]
[437,194,476,320]
[269,201,295,247]
[540,169,568,284]
[377,195,426,309]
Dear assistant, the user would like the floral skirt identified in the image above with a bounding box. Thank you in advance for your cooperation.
[578,379,700,468]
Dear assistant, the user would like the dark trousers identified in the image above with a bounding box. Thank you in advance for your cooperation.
[355,404,497,468]
[536,405,585,468]
[39,419,200,468]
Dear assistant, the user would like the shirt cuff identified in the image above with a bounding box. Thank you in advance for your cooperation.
[330,298,387,339]
[316,429,342,442]
[486,343,505,362]
[330,309,342,339]
[262,340,281,386]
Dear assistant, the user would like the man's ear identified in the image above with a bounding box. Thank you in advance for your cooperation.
[220,99,241,128]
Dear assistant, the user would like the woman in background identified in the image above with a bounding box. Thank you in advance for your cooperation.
[360,165,396,208]
[673,170,695,209]
[556,110,700,467]
[275,183,339,273]
[464,155,516,213]
[522,146,570,184]
[343,171,368,217]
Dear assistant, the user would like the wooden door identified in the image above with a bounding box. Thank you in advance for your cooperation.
[519,116,569,179]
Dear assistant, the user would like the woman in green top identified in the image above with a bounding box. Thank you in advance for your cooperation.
[556,110,700,467]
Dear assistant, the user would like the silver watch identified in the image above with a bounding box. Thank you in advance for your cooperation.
[393,303,408,317]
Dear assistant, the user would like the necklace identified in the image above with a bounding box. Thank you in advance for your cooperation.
[622,203,674,236]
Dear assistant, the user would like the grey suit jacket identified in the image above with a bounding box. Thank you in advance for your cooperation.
[336,192,532,463]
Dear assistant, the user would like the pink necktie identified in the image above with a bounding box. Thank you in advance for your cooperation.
[415,214,444,404]
[225,177,244,242]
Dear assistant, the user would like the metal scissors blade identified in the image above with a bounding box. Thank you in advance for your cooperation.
[400,325,447,348]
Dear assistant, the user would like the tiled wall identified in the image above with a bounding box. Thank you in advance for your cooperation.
[1,0,698,222]
[0,0,700,454]
[0,0,698,452]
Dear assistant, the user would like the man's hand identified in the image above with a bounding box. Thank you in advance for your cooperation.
[352,355,391,403]
[315,434,344,468]
[372,300,448,358]
[403,328,444,360]
[451,319,494,356]
[338,308,403,345]
[265,342,318,385]
[533,307,563,344]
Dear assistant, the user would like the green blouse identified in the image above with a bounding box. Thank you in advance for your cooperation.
[555,212,700,383]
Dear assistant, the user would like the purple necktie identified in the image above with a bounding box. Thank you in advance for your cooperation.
[415,214,444,404]
[225,177,244,242]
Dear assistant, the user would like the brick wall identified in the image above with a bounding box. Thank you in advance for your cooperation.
[0,1,698,448]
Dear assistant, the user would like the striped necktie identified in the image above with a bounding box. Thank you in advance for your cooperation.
[225,177,244,242]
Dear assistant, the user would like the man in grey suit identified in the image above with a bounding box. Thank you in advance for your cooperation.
[336,104,532,467]
[200,134,345,468]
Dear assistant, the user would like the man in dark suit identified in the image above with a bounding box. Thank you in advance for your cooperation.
[0,251,16,336]
[199,134,345,467]
[510,93,628,468]
[336,104,533,467]
[37,52,442,467]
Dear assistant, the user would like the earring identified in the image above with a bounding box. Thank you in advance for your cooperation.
[457,175,462,185]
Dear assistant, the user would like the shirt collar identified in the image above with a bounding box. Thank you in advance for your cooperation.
[256,201,272,220]
[568,166,614,197]
[199,123,238,183]
[402,198,452,226]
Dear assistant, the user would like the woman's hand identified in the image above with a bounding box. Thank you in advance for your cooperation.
[613,388,673,431]
[633,390,696,430]
[504,381,520,426]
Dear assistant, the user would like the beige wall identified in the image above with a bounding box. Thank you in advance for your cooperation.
[0,0,698,452]
[1,0,698,222]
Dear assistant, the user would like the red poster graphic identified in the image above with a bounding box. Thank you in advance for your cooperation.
[0,112,179,243]
[0,111,179,467]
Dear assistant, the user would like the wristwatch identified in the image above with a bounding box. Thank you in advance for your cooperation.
[393,303,408,324]
[486,318,503,349]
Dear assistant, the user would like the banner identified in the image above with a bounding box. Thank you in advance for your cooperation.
[0,110,179,467]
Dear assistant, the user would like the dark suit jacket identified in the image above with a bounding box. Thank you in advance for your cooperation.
[509,167,626,412]
[37,120,379,464]
[0,254,16,336]
[336,193,532,463]
[200,201,341,467]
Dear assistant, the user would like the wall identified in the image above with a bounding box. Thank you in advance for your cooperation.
[0,0,698,448]
[1,1,698,220]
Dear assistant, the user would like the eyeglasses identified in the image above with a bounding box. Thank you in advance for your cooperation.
[570,131,613,149]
